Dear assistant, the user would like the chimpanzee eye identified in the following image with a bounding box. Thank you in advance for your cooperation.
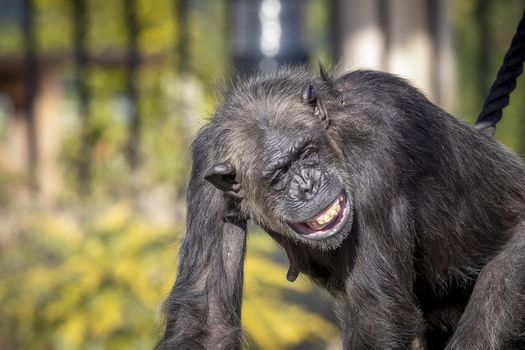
[270,167,288,191]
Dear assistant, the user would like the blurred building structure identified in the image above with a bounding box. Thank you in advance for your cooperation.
[231,0,310,73]
[0,0,457,201]
[0,54,64,200]
[230,0,455,111]
[0,0,63,200]
[0,0,163,201]
[333,0,455,111]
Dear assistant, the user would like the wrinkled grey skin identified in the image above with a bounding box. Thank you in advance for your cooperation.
[157,67,525,350]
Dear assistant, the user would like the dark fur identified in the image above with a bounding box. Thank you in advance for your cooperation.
[157,67,525,349]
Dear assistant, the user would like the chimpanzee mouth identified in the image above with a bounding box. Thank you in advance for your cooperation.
[289,191,350,240]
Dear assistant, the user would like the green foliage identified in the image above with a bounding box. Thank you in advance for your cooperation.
[243,233,339,349]
[36,0,72,52]
[0,206,338,349]
[306,0,332,64]
[187,0,228,81]
[137,0,175,55]
[453,0,525,155]
[58,63,193,198]
[0,203,175,349]
[88,0,127,53]
[0,25,22,54]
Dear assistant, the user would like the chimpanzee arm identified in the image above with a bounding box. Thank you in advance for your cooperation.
[157,132,247,350]
[339,196,426,350]
[445,220,525,350]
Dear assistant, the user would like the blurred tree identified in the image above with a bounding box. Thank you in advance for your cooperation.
[0,203,176,349]
[0,206,338,350]
[453,0,525,155]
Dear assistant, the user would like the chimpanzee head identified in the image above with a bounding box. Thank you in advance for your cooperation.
[203,69,354,250]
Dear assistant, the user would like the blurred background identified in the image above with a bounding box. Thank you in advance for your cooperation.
[0,0,523,349]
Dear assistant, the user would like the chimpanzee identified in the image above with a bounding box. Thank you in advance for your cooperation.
[157,67,525,350]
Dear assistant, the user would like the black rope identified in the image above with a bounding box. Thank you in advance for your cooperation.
[475,9,525,136]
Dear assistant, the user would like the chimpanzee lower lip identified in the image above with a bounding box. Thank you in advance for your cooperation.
[289,191,350,240]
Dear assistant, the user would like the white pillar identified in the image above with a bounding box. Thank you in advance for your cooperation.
[336,0,386,71]
[387,0,434,98]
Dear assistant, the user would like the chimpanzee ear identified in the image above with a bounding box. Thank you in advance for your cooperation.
[204,162,245,199]
[301,83,329,129]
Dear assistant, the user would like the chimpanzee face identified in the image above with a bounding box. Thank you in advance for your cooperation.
[205,81,354,250]
[253,126,352,249]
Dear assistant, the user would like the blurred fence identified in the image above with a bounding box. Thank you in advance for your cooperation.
[0,0,183,200]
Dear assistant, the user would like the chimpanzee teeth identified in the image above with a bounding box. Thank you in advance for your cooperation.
[306,198,342,230]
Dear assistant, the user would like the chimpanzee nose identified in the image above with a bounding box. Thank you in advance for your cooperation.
[299,178,313,192]
[289,168,320,201]
[298,177,315,199]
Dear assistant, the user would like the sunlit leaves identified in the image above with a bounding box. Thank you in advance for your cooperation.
[0,206,338,349]
[0,203,174,349]
[243,233,338,349]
